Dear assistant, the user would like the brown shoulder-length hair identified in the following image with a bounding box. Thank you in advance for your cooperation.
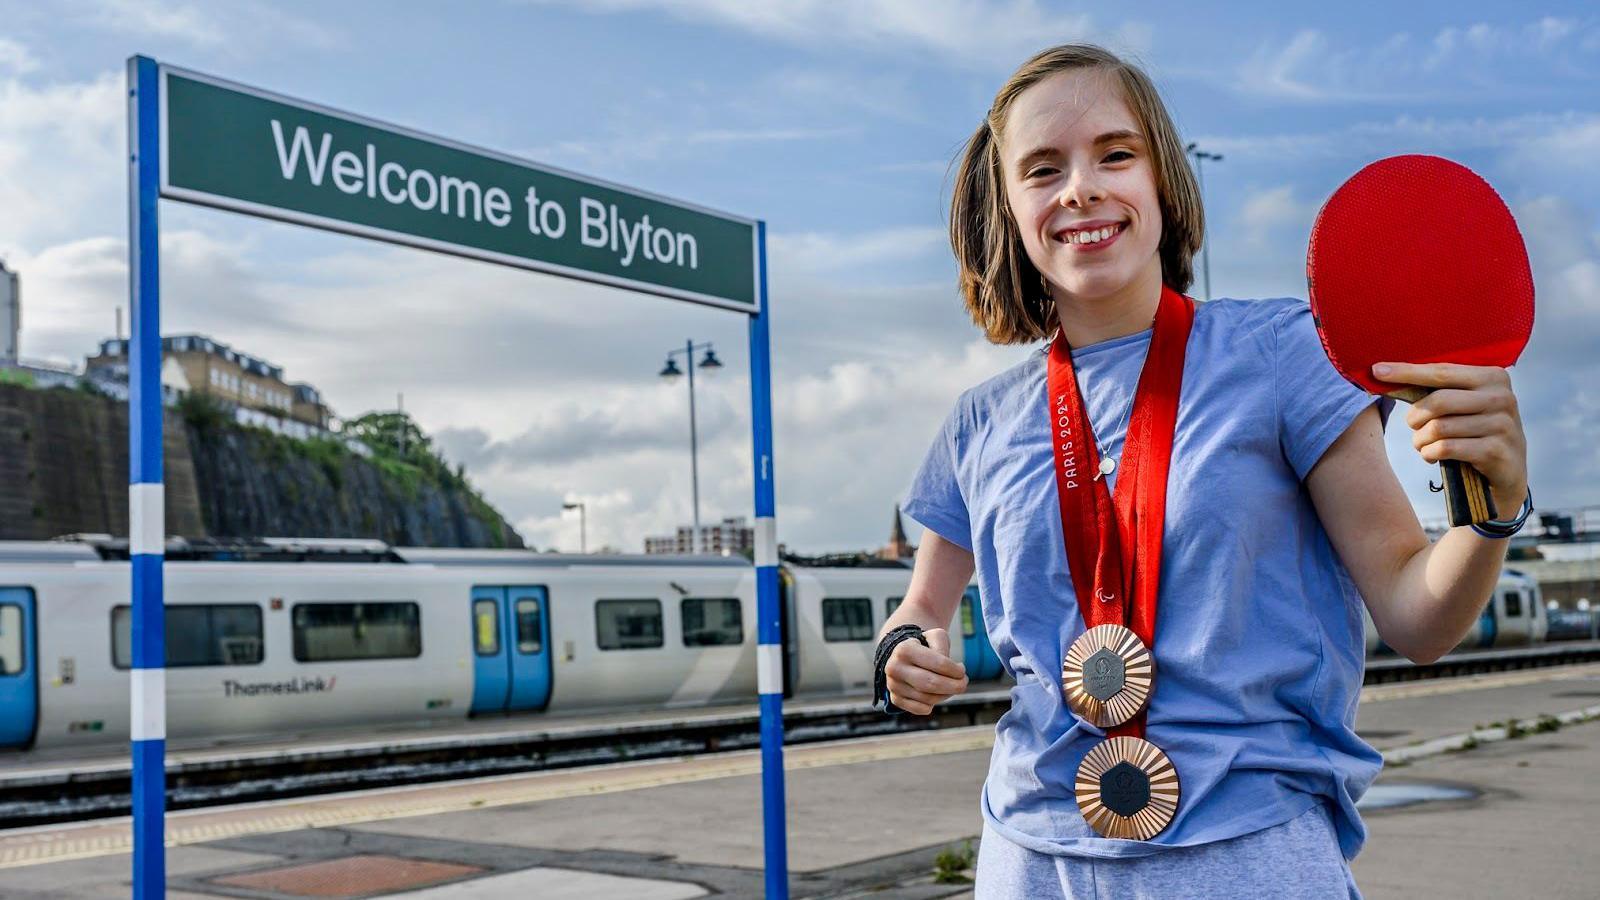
[950,44,1204,345]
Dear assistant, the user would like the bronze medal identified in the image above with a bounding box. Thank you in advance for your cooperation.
[1061,623,1153,728]
[1074,736,1180,840]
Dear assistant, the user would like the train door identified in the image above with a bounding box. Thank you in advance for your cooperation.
[0,588,38,749]
[779,569,796,699]
[470,587,510,714]
[505,587,552,711]
[1477,596,1498,649]
[470,586,553,715]
[960,587,1004,681]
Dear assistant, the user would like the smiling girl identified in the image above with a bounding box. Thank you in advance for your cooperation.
[872,44,1530,898]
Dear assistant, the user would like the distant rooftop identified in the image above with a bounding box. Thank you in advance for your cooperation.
[97,333,285,381]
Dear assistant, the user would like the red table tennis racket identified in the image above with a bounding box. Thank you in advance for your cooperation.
[1307,154,1534,527]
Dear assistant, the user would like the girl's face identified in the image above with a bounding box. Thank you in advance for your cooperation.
[999,69,1163,306]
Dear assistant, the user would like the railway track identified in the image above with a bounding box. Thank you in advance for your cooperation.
[3,640,1597,831]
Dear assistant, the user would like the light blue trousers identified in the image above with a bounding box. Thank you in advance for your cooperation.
[975,804,1362,899]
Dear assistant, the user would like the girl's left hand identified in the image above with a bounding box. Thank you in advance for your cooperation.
[1372,361,1529,515]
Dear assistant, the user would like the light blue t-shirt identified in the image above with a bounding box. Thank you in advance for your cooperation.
[903,297,1394,861]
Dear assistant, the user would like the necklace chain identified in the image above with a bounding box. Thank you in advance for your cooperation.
[1093,381,1135,481]
[1044,326,1138,481]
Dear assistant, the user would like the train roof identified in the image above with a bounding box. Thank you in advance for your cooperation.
[0,536,751,568]
[0,541,103,563]
[393,547,750,568]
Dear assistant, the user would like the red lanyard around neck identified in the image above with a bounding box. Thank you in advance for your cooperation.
[1046,285,1194,736]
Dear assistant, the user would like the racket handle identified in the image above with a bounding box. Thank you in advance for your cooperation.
[1440,459,1499,527]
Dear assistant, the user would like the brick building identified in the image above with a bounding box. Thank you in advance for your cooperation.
[86,334,332,428]
[645,516,755,556]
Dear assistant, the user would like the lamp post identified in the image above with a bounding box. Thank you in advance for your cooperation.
[1185,142,1223,301]
[562,501,586,554]
[659,339,722,554]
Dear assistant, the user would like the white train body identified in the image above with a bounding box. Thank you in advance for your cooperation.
[0,542,1550,754]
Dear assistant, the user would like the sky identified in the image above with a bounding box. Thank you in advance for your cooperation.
[0,1,1597,554]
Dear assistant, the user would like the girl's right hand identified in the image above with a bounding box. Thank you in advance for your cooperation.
[885,627,970,715]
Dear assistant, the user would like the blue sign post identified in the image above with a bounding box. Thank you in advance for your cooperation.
[126,55,167,900]
[126,55,789,899]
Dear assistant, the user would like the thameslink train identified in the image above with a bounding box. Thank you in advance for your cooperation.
[0,538,1544,754]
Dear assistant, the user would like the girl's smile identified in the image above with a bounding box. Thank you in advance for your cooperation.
[1056,220,1127,250]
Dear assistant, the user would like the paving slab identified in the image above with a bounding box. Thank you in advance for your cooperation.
[386,866,708,899]
[0,844,279,899]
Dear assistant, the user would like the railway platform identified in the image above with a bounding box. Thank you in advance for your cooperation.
[3,663,1599,898]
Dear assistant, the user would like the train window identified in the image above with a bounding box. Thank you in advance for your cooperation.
[596,599,663,650]
[473,600,500,656]
[960,596,976,638]
[1503,590,1522,618]
[292,602,421,662]
[823,597,874,642]
[886,597,903,618]
[0,605,21,676]
[515,597,543,654]
[112,604,264,669]
[682,598,742,646]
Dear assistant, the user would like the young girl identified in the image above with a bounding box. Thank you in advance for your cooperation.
[876,44,1530,898]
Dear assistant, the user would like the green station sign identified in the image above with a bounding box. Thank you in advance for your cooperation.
[160,67,759,312]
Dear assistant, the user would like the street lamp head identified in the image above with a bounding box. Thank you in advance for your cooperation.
[659,358,683,380]
[562,501,583,511]
[1185,141,1197,153]
[698,348,723,371]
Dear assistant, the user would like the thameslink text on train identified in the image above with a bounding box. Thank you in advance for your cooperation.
[222,676,337,697]
[270,120,701,269]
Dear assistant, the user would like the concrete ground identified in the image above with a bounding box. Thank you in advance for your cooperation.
[3,666,1598,898]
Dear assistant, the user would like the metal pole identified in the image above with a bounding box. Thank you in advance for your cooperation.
[686,338,701,554]
[579,504,587,554]
[1195,155,1211,302]
[127,54,167,900]
[749,221,787,899]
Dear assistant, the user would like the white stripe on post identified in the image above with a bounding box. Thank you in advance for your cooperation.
[129,483,165,556]
[754,516,777,568]
[757,643,783,696]
[130,667,166,742]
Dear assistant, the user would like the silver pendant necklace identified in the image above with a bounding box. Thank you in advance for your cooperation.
[1093,385,1135,482]
[1045,318,1136,482]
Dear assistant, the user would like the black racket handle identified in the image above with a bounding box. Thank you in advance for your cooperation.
[1441,458,1499,527]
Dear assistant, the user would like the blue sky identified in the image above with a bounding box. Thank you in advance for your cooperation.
[1,1,1597,552]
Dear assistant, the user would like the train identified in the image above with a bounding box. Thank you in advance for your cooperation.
[0,537,1546,754]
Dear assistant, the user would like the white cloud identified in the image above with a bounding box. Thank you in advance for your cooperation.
[80,0,226,45]
[70,0,340,52]
[1234,18,1600,103]
[526,124,853,174]
[0,38,39,74]
[1188,111,1600,177]
[0,71,124,258]
[770,226,947,276]
[1236,185,1319,251]
[526,0,1149,70]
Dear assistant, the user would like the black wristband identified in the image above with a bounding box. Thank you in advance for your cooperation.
[873,624,929,715]
[1470,486,1534,539]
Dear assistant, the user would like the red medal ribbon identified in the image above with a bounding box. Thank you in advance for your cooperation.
[1047,284,1194,739]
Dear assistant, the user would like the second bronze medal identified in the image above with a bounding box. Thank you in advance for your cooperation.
[1062,624,1153,728]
